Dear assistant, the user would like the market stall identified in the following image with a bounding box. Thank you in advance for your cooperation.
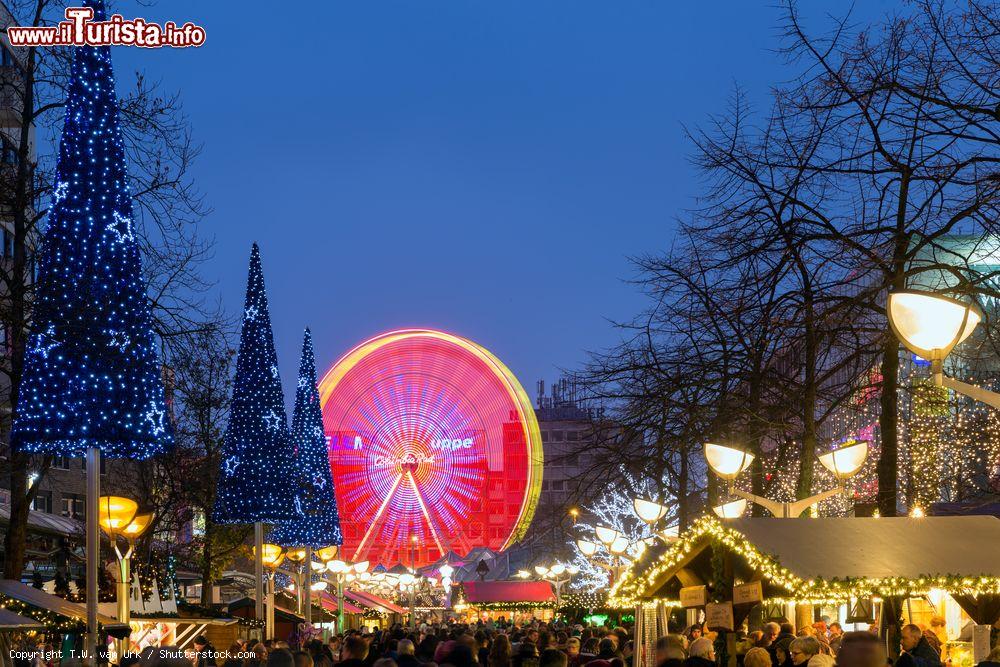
[0,608,45,667]
[609,516,1000,667]
[457,581,555,622]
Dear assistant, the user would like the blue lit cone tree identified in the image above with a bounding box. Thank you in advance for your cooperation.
[270,329,343,627]
[212,243,296,635]
[12,2,172,660]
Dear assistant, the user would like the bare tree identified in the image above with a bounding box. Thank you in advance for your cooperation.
[1,0,215,579]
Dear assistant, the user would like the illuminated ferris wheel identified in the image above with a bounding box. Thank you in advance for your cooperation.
[318,329,543,569]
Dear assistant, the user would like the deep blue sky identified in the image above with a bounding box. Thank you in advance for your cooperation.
[110,1,893,403]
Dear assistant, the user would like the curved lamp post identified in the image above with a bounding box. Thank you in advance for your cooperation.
[517,563,578,615]
[327,559,368,633]
[253,544,285,639]
[283,548,307,614]
[99,496,153,662]
[886,290,999,407]
[705,440,868,518]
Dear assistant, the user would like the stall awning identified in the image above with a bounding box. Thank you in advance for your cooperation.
[0,579,117,625]
[317,592,363,614]
[0,608,45,631]
[345,589,406,615]
[610,516,1000,606]
[463,581,554,603]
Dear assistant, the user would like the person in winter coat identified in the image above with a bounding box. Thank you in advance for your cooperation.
[681,639,714,667]
[898,624,942,667]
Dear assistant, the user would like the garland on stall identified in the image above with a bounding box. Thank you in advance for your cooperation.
[0,594,87,632]
[609,516,1000,608]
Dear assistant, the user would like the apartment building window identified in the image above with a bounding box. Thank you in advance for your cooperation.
[551,430,565,442]
[567,430,579,441]
[1,138,16,167]
[52,456,72,470]
[31,491,52,513]
[61,494,84,519]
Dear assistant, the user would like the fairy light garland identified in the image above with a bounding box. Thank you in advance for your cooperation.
[608,516,1000,609]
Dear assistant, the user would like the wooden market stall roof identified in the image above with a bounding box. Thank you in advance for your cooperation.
[0,608,45,631]
[610,516,1000,608]
[0,579,117,625]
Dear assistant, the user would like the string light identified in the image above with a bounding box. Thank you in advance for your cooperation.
[270,328,344,548]
[12,1,172,458]
[212,244,296,523]
[608,516,1000,608]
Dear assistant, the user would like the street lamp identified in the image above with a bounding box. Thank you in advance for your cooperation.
[712,498,748,519]
[284,548,307,614]
[326,559,367,633]
[576,539,598,557]
[594,525,621,546]
[99,496,151,662]
[633,498,669,525]
[886,290,1000,408]
[527,563,577,616]
[704,440,868,518]
[253,544,284,639]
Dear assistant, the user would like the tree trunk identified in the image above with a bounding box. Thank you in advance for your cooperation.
[877,334,901,516]
[200,522,214,607]
[796,292,818,500]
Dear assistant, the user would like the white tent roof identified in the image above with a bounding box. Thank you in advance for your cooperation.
[724,516,1000,580]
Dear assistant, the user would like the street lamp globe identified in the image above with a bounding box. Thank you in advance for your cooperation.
[121,512,154,539]
[285,549,307,563]
[550,563,567,576]
[354,560,370,574]
[310,581,328,592]
[633,498,668,525]
[327,559,349,574]
[818,440,869,481]
[704,443,755,481]
[713,499,748,519]
[439,564,455,578]
[595,525,621,546]
[576,539,598,557]
[310,560,326,572]
[315,546,340,562]
[887,290,981,361]
[517,570,530,579]
[534,565,550,577]
[98,496,138,535]
[399,573,416,586]
[567,565,580,575]
[256,544,285,569]
[609,535,630,555]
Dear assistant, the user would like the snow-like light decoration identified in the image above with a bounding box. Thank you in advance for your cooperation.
[318,329,543,568]
[569,471,677,594]
[211,244,296,523]
[13,2,172,459]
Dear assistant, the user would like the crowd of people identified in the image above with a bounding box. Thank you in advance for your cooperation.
[172,616,1000,667]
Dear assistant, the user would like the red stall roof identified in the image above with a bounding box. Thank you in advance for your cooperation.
[463,581,555,603]
[346,589,407,615]
[317,591,363,615]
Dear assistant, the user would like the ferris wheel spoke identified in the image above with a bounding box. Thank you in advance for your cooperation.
[354,472,405,560]
[406,471,450,556]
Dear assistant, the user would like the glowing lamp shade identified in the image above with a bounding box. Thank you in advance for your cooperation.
[818,441,869,480]
[534,566,549,576]
[256,544,285,568]
[353,560,370,574]
[704,443,754,481]
[399,573,416,586]
[713,499,748,519]
[285,548,307,563]
[311,581,328,592]
[550,563,567,576]
[121,512,153,538]
[633,498,668,524]
[320,329,543,568]
[517,570,530,579]
[577,539,598,557]
[310,561,326,572]
[887,291,981,360]
[439,564,454,578]
[595,525,621,546]
[609,535,630,555]
[327,559,349,574]
[98,496,138,535]
[567,565,579,575]
[315,546,339,562]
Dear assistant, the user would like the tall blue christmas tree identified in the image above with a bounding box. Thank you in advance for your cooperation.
[212,244,296,523]
[270,328,343,548]
[13,0,171,458]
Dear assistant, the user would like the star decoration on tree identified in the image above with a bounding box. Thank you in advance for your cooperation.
[108,211,135,244]
[223,456,240,476]
[244,305,258,322]
[52,181,68,204]
[145,402,166,436]
[262,409,281,432]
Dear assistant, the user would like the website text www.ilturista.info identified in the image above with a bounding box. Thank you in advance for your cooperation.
[6,6,205,48]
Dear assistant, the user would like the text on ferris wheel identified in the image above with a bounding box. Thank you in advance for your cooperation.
[6,7,206,48]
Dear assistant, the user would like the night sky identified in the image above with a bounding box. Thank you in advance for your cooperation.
[109,1,894,403]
